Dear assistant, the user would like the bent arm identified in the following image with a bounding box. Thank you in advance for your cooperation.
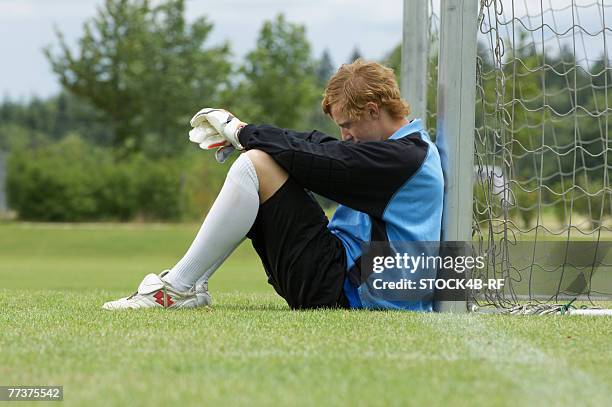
[238,124,428,218]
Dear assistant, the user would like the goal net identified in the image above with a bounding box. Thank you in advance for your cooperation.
[471,0,612,313]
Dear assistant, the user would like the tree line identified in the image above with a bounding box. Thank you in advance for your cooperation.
[0,0,378,221]
[472,31,611,229]
[1,0,608,224]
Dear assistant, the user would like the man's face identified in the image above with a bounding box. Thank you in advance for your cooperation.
[330,103,384,143]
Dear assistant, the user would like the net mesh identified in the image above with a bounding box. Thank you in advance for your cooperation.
[472,0,612,311]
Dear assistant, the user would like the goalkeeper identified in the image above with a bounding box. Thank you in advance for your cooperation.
[103,59,444,311]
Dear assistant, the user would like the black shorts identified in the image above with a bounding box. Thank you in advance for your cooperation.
[246,177,349,309]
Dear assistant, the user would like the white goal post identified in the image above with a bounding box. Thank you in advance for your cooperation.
[402,0,612,314]
[402,0,479,313]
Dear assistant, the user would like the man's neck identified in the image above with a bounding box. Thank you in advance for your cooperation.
[383,118,410,140]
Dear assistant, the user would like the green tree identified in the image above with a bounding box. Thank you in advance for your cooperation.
[237,14,319,129]
[316,49,335,87]
[348,47,363,63]
[0,124,48,151]
[384,44,401,78]
[383,43,438,135]
[308,49,338,137]
[44,0,231,156]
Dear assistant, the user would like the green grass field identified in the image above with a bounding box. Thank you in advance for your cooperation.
[1,222,611,406]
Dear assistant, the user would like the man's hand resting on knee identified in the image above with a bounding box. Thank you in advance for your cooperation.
[189,108,247,163]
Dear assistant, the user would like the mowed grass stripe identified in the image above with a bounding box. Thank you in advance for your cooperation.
[0,290,456,405]
[424,313,612,405]
[4,290,611,405]
[480,315,612,404]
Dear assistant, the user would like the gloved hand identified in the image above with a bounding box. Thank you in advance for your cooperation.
[188,121,235,163]
[190,108,246,150]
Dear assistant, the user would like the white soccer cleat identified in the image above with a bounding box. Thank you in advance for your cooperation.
[102,271,212,310]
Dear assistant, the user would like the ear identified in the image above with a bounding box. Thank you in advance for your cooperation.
[365,102,380,120]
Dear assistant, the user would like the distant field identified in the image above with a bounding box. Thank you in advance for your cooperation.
[1,223,611,406]
[0,222,270,293]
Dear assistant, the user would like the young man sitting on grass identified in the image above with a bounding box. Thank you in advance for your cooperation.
[103,59,444,311]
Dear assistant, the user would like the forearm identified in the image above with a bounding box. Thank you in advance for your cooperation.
[238,124,428,218]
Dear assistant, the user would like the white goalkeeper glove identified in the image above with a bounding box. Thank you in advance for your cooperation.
[188,121,235,163]
[190,108,246,150]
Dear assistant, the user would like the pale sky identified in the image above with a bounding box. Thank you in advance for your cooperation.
[0,0,609,100]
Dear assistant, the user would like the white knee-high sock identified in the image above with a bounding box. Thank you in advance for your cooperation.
[163,154,259,291]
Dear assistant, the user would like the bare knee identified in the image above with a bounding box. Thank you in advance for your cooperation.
[244,150,288,203]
